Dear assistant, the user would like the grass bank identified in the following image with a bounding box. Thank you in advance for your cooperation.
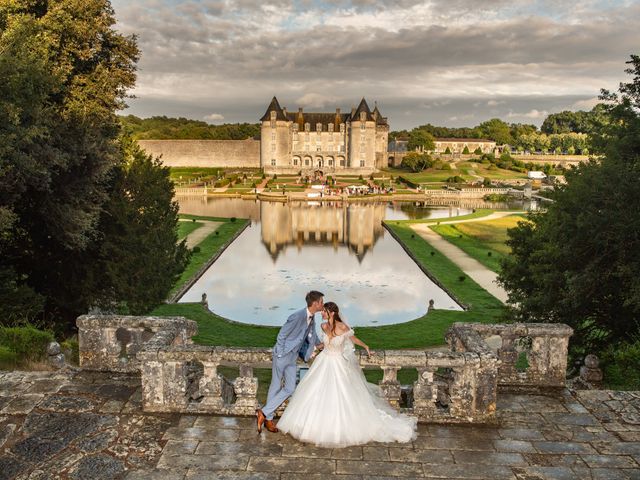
[155,218,505,350]
[169,214,250,300]
[430,215,527,272]
[177,220,204,240]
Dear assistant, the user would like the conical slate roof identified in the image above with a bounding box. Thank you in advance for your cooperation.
[260,96,288,121]
[351,98,375,122]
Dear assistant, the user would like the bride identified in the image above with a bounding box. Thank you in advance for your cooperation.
[276,301,417,447]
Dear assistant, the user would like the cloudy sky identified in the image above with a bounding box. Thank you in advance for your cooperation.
[111,0,639,130]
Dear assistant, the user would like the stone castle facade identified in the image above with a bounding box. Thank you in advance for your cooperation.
[260,97,389,175]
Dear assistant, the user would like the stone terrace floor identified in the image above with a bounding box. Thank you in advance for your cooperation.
[0,371,639,480]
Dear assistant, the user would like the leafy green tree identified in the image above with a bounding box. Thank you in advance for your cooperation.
[499,55,640,357]
[477,118,514,145]
[407,129,435,152]
[91,138,189,313]
[462,146,470,154]
[120,115,261,140]
[400,152,433,172]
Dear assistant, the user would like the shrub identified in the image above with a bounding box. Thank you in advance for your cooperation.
[474,147,483,155]
[0,325,54,364]
[215,231,219,235]
[440,163,452,171]
[192,246,201,253]
[444,147,452,154]
[230,217,237,223]
[601,337,640,389]
[458,275,466,282]
[462,146,470,154]
[61,338,79,365]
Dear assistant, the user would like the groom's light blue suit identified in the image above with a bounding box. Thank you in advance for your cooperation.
[262,307,320,420]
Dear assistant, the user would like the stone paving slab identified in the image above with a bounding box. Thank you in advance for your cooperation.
[0,371,639,479]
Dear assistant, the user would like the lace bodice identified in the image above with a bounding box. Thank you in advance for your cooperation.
[321,328,355,355]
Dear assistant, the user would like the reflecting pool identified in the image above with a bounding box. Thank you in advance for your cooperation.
[177,198,476,326]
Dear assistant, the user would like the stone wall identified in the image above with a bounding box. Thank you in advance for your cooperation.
[138,139,260,168]
[76,315,572,424]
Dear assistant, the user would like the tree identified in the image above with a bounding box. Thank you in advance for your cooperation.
[477,118,514,145]
[91,139,190,313]
[499,55,640,357]
[401,152,433,172]
[0,0,141,325]
[407,128,435,152]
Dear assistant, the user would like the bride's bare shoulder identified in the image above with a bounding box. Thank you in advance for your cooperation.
[320,322,330,333]
[335,322,350,334]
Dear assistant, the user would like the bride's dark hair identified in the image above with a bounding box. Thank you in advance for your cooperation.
[324,301,343,335]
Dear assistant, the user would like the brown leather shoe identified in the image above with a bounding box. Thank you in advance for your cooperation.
[264,419,279,433]
[256,409,266,434]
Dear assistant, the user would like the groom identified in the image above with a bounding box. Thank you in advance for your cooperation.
[256,290,324,433]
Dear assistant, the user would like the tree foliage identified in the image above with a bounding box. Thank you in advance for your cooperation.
[401,152,433,172]
[406,128,435,151]
[120,115,261,140]
[1,1,187,328]
[498,55,640,356]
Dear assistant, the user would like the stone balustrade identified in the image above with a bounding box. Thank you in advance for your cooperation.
[446,322,573,389]
[76,316,572,423]
[77,315,197,373]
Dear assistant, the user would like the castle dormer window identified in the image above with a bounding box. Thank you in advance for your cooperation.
[270,111,276,120]
[305,123,310,132]
[360,112,366,122]
[328,124,334,133]
[292,124,299,131]
[340,124,345,133]
[316,123,322,132]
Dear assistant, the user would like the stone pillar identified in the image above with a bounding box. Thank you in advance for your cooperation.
[380,366,402,408]
[497,335,518,382]
[233,364,259,414]
[198,361,224,409]
[413,368,437,419]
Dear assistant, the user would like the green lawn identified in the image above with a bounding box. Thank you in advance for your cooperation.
[169,215,249,298]
[155,220,505,350]
[392,209,495,225]
[430,215,528,272]
[177,220,204,240]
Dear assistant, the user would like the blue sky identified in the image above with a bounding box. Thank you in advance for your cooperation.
[111,0,639,129]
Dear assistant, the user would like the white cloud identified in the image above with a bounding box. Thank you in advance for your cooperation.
[203,113,225,123]
[295,93,342,109]
[110,0,638,129]
[507,109,549,119]
[571,97,601,110]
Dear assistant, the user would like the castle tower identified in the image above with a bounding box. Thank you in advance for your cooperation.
[260,96,291,172]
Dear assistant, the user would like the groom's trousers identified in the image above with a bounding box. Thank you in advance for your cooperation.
[262,351,297,420]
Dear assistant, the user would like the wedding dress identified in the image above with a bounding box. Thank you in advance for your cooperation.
[276,327,418,447]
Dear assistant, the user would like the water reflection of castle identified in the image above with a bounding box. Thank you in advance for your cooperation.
[260,202,386,261]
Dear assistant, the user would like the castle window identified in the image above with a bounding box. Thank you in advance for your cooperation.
[360,112,366,122]
[271,144,276,152]
[305,123,310,132]
[340,124,345,132]
[361,123,365,130]
[305,144,310,151]
[340,159,345,166]
[271,133,276,141]
[270,111,276,120]
[292,124,298,131]
[305,158,310,166]
[293,158,298,165]
[328,159,334,166]
[271,159,276,166]
[360,160,365,167]
[316,123,322,132]
[328,124,334,133]
[316,146,321,151]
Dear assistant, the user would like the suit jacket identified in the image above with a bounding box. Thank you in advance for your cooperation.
[273,307,320,362]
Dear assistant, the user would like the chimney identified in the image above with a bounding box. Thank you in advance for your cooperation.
[336,108,341,115]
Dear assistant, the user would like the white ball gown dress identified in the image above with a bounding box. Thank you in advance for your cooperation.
[276,327,418,447]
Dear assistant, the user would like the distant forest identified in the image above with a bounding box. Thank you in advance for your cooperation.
[119,115,261,140]
[120,105,605,150]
